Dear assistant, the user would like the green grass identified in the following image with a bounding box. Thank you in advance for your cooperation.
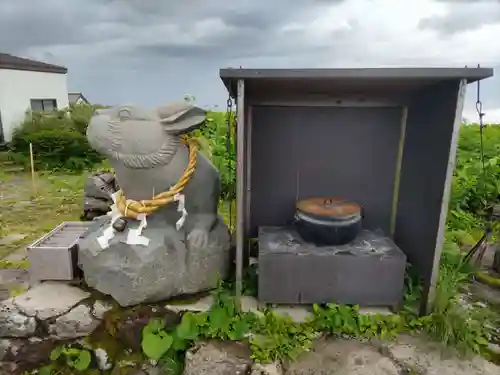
[0,170,86,258]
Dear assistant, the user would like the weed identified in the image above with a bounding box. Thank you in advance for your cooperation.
[49,345,92,372]
[250,311,316,363]
[312,303,403,340]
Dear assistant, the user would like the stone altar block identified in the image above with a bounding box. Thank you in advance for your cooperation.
[258,226,407,308]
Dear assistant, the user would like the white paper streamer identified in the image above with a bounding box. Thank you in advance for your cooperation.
[126,213,150,246]
[97,191,122,249]
[174,193,188,230]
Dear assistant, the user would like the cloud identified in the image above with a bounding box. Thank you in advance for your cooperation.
[0,0,499,122]
[419,1,500,35]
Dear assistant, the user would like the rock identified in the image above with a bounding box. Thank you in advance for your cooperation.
[130,366,169,375]
[165,295,214,313]
[466,281,500,307]
[94,347,113,371]
[47,304,101,339]
[144,366,169,375]
[1,338,58,374]
[386,335,500,375]
[92,300,113,319]
[0,268,30,301]
[12,282,90,320]
[184,341,253,375]
[271,306,313,324]
[284,338,400,375]
[241,296,260,314]
[251,362,283,375]
[0,339,10,361]
[0,300,36,337]
[82,172,119,220]
[79,218,231,306]
[488,343,500,356]
[358,307,393,316]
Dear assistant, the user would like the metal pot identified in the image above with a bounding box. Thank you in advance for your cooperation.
[294,197,362,246]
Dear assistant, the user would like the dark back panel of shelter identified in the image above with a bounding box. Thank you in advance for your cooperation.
[250,105,403,236]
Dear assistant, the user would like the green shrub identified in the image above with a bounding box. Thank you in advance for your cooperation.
[448,124,500,237]
[11,128,101,171]
[8,104,237,182]
[69,102,107,135]
[195,111,236,200]
[9,104,104,172]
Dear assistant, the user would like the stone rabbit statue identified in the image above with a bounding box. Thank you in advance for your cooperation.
[78,101,231,306]
[85,101,221,250]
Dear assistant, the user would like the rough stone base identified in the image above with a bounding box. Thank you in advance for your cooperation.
[78,217,231,306]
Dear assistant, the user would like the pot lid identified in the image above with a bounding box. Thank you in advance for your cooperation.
[296,197,361,218]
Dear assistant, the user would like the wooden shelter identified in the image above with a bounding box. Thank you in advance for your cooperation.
[219,67,494,312]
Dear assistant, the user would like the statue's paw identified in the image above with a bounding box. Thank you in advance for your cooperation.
[187,228,209,250]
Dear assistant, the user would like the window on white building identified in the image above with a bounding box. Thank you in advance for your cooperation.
[30,99,57,113]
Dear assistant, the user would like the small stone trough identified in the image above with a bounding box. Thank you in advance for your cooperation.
[27,221,93,281]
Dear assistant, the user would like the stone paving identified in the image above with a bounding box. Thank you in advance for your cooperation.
[1,238,500,374]
[0,282,498,374]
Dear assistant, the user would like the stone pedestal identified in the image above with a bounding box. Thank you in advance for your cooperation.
[258,227,406,308]
[78,217,231,306]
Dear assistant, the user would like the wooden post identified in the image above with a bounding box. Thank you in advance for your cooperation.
[29,142,37,196]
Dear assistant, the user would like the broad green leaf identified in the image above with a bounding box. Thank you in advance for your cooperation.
[171,332,190,351]
[38,365,56,375]
[474,337,489,346]
[176,312,199,340]
[142,332,173,360]
[49,346,63,361]
[71,350,92,371]
[209,306,230,331]
[228,319,250,340]
[143,318,165,337]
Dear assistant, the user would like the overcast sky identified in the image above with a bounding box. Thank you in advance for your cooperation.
[1,0,499,122]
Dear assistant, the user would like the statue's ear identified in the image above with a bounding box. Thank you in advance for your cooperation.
[157,101,206,134]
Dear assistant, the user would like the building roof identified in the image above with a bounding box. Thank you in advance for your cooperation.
[68,92,90,104]
[220,67,494,81]
[0,53,67,74]
[220,67,494,99]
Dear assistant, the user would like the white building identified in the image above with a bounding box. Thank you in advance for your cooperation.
[0,53,69,143]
